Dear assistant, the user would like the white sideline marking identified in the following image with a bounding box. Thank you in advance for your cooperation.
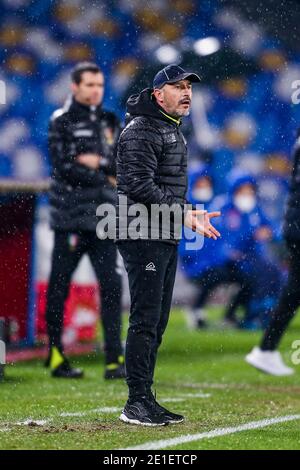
[181,393,211,399]
[160,398,184,403]
[16,419,51,426]
[124,414,300,450]
[57,394,211,418]
[0,407,120,430]
[0,420,51,432]
[92,407,120,414]
[0,393,211,431]
[60,407,120,417]
[161,393,211,403]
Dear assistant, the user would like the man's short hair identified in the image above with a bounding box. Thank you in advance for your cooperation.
[71,62,102,84]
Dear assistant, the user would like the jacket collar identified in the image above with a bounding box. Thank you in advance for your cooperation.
[158,109,181,126]
[126,88,182,127]
[69,97,102,115]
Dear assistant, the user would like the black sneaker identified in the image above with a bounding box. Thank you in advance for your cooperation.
[149,391,185,424]
[104,363,125,380]
[49,346,84,379]
[52,359,84,379]
[120,396,168,426]
[104,355,126,380]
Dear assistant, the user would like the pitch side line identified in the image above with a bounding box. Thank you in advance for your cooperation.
[123,414,300,450]
[0,394,212,432]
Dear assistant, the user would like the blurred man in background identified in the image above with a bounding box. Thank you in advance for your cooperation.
[246,131,300,377]
[46,62,124,380]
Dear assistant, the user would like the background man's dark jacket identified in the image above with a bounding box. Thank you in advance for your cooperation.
[116,88,188,244]
[48,97,121,232]
[284,131,300,242]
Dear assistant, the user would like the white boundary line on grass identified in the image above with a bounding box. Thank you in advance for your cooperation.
[60,407,120,417]
[0,393,211,427]
[0,407,121,431]
[123,414,300,450]
[16,419,50,426]
[0,393,212,433]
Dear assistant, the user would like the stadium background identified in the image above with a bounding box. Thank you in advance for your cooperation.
[1,0,300,348]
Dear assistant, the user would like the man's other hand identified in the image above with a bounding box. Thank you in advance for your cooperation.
[107,176,117,187]
[184,209,221,240]
[77,153,102,170]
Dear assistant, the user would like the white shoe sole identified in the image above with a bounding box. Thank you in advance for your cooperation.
[167,418,184,424]
[245,354,295,377]
[119,413,167,426]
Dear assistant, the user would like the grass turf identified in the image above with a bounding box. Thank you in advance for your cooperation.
[0,307,300,450]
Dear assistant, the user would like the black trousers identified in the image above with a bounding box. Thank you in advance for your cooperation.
[192,263,252,316]
[46,231,123,364]
[261,240,300,351]
[118,240,178,399]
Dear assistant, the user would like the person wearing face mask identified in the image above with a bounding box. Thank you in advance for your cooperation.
[189,166,215,205]
[180,169,281,330]
[222,171,282,330]
[179,167,250,329]
[233,188,257,213]
[179,164,222,328]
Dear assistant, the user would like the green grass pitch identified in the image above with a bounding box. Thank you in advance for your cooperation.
[1,308,300,450]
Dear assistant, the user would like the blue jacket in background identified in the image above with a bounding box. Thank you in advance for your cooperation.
[179,170,274,279]
[179,164,225,278]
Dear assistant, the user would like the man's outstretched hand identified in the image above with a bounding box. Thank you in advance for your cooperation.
[184,209,221,240]
[77,153,102,170]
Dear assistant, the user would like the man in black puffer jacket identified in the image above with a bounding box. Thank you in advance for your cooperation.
[246,131,300,377]
[46,62,124,380]
[116,65,221,426]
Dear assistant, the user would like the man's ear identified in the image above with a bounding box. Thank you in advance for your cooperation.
[70,82,78,95]
[153,88,163,105]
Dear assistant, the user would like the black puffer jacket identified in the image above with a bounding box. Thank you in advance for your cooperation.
[284,131,300,242]
[116,88,188,244]
[49,97,121,232]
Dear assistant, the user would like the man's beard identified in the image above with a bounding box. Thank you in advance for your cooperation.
[175,99,191,117]
[175,108,190,117]
[181,109,190,117]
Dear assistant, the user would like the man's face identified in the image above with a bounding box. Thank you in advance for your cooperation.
[71,71,104,106]
[153,79,192,118]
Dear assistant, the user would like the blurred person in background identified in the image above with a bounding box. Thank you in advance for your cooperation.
[222,171,282,330]
[180,169,282,330]
[46,62,124,380]
[179,165,250,329]
[179,163,225,328]
[246,130,300,377]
